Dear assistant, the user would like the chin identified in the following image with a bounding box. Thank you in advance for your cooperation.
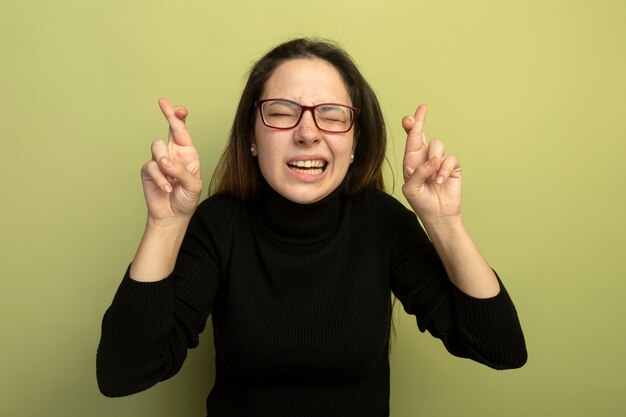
[278,186,332,205]
[284,192,326,205]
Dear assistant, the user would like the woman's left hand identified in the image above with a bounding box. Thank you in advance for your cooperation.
[402,104,463,225]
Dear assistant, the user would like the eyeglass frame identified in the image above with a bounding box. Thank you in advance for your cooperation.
[255,99,360,134]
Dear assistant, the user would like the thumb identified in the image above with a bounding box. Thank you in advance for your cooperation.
[403,157,438,196]
[159,156,202,194]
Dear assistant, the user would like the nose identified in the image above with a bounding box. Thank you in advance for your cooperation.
[293,110,321,146]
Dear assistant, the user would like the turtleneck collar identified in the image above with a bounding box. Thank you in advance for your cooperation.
[253,178,347,242]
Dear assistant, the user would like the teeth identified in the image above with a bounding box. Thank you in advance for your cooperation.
[289,160,326,168]
[287,160,326,175]
[291,167,323,175]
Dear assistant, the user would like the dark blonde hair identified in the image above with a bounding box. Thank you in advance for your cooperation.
[209,38,387,199]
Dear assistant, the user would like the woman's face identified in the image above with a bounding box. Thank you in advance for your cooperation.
[253,58,355,204]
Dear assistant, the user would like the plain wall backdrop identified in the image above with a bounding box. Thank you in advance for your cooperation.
[1,0,625,416]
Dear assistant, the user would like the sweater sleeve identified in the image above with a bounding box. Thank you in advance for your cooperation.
[96,201,222,397]
[388,200,527,370]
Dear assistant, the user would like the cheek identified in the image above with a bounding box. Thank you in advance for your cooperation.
[254,134,284,177]
[258,152,279,173]
[331,136,355,163]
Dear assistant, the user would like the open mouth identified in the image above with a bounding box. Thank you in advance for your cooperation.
[287,160,328,175]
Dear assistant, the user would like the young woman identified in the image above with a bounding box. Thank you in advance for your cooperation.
[97,38,527,417]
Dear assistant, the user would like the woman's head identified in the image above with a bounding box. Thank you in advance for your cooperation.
[210,38,387,200]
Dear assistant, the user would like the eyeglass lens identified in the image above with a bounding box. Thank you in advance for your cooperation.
[261,100,354,132]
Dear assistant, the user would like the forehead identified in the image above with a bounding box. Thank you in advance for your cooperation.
[261,58,351,105]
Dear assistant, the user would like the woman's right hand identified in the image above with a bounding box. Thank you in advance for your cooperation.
[140,98,202,225]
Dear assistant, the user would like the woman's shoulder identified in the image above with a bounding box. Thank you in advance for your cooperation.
[353,188,414,217]
[198,192,242,210]
[192,193,249,229]
[351,189,433,253]
[350,188,419,231]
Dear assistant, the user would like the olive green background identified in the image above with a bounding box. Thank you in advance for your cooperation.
[1,0,624,416]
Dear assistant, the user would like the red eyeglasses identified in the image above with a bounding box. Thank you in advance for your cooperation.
[256,99,359,133]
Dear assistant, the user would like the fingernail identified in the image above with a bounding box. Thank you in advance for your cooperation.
[163,184,172,193]
[436,176,444,184]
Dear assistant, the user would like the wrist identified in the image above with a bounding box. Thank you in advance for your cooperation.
[421,214,464,233]
[146,214,192,231]
[131,219,190,283]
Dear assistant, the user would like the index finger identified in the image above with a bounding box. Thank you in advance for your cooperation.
[403,104,428,153]
[158,98,193,147]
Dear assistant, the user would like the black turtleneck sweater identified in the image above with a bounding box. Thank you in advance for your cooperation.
[97,184,527,417]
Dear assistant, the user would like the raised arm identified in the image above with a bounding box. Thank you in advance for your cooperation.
[401,105,499,299]
[97,100,212,396]
[130,98,203,282]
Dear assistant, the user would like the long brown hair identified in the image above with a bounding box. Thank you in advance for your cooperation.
[209,38,387,199]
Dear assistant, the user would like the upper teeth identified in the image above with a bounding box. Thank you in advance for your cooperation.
[289,160,325,168]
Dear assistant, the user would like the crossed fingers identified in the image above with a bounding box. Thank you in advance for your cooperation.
[402,104,460,185]
[158,98,192,147]
[143,99,200,194]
